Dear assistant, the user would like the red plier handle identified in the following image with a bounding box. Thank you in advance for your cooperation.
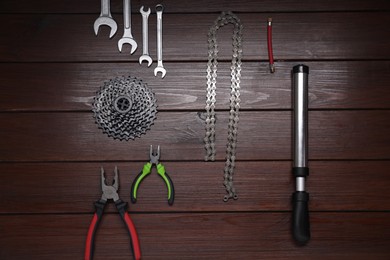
[84,200,141,260]
[116,200,141,260]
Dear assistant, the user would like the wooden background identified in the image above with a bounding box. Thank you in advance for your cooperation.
[1,0,390,259]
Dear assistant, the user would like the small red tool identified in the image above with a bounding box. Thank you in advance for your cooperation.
[267,18,275,73]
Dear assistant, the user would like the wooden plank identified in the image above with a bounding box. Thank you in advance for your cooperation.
[0,213,389,259]
[1,61,390,111]
[1,13,390,62]
[0,161,389,214]
[0,111,389,162]
[1,0,390,13]
[1,1,388,259]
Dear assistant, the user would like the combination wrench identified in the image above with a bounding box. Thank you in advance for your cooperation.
[118,0,138,54]
[139,6,152,67]
[94,0,117,38]
[154,4,166,78]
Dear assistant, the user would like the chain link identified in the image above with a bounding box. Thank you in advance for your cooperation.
[204,12,243,202]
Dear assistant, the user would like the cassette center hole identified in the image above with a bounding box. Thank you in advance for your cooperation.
[114,96,132,114]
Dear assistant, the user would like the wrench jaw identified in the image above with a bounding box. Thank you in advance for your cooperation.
[140,6,151,16]
[139,55,153,67]
[118,38,138,54]
[154,66,167,79]
[94,17,118,38]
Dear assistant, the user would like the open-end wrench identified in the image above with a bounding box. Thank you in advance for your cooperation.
[118,0,137,54]
[154,4,166,78]
[94,0,117,38]
[139,6,152,67]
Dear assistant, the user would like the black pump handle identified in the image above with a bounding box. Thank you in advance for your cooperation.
[292,191,310,244]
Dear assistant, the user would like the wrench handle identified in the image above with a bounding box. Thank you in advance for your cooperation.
[156,5,164,62]
[101,0,111,17]
[123,0,131,29]
[142,12,149,54]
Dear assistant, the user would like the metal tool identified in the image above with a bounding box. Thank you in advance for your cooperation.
[154,4,166,78]
[131,145,175,205]
[85,167,141,260]
[139,6,152,67]
[292,64,311,244]
[204,12,243,202]
[94,0,117,38]
[118,0,137,54]
[92,76,158,141]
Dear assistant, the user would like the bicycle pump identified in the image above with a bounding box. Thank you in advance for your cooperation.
[292,64,311,244]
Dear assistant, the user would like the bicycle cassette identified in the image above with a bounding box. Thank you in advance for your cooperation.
[92,76,157,140]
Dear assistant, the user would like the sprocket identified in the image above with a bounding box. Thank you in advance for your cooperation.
[92,76,157,140]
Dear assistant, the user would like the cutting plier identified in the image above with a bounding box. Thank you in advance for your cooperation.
[131,145,175,205]
[85,167,141,260]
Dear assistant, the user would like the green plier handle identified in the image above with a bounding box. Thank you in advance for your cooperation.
[130,162,175,205]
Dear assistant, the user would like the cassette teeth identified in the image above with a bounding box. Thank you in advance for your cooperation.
[92,76,157,140]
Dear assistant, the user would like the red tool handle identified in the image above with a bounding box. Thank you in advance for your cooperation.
[85,213,99,260]
[116,200,142,260]
[85,200,141,260]
[85,200,105,260]
[123,211,141,260]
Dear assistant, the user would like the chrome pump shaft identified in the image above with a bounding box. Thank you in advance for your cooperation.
[292,64,310,245]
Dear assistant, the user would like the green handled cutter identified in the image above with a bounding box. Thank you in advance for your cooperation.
[131,145,175,205]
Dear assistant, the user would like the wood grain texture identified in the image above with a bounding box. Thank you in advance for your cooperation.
[1,61,390,111]
[0,111,389,162]
[0,161,389,214]
[1,13,390,62]
[1,0,390,13]
[0,0,389,259]
[1,213,389,259]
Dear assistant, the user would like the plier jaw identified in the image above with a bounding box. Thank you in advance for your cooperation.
[100,166,119,202]
[149,145,160,165]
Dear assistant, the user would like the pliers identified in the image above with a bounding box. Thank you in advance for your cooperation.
[85,167,141,260]
[131,145,175,205]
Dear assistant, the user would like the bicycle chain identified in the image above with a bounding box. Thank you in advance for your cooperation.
[92,76,157,140]
[204,12,243,202]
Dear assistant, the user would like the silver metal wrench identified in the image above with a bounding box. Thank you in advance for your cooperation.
[118,0,137,54]
[154,4,166,78]
[139,6,152,67]
[94,0,117,38]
